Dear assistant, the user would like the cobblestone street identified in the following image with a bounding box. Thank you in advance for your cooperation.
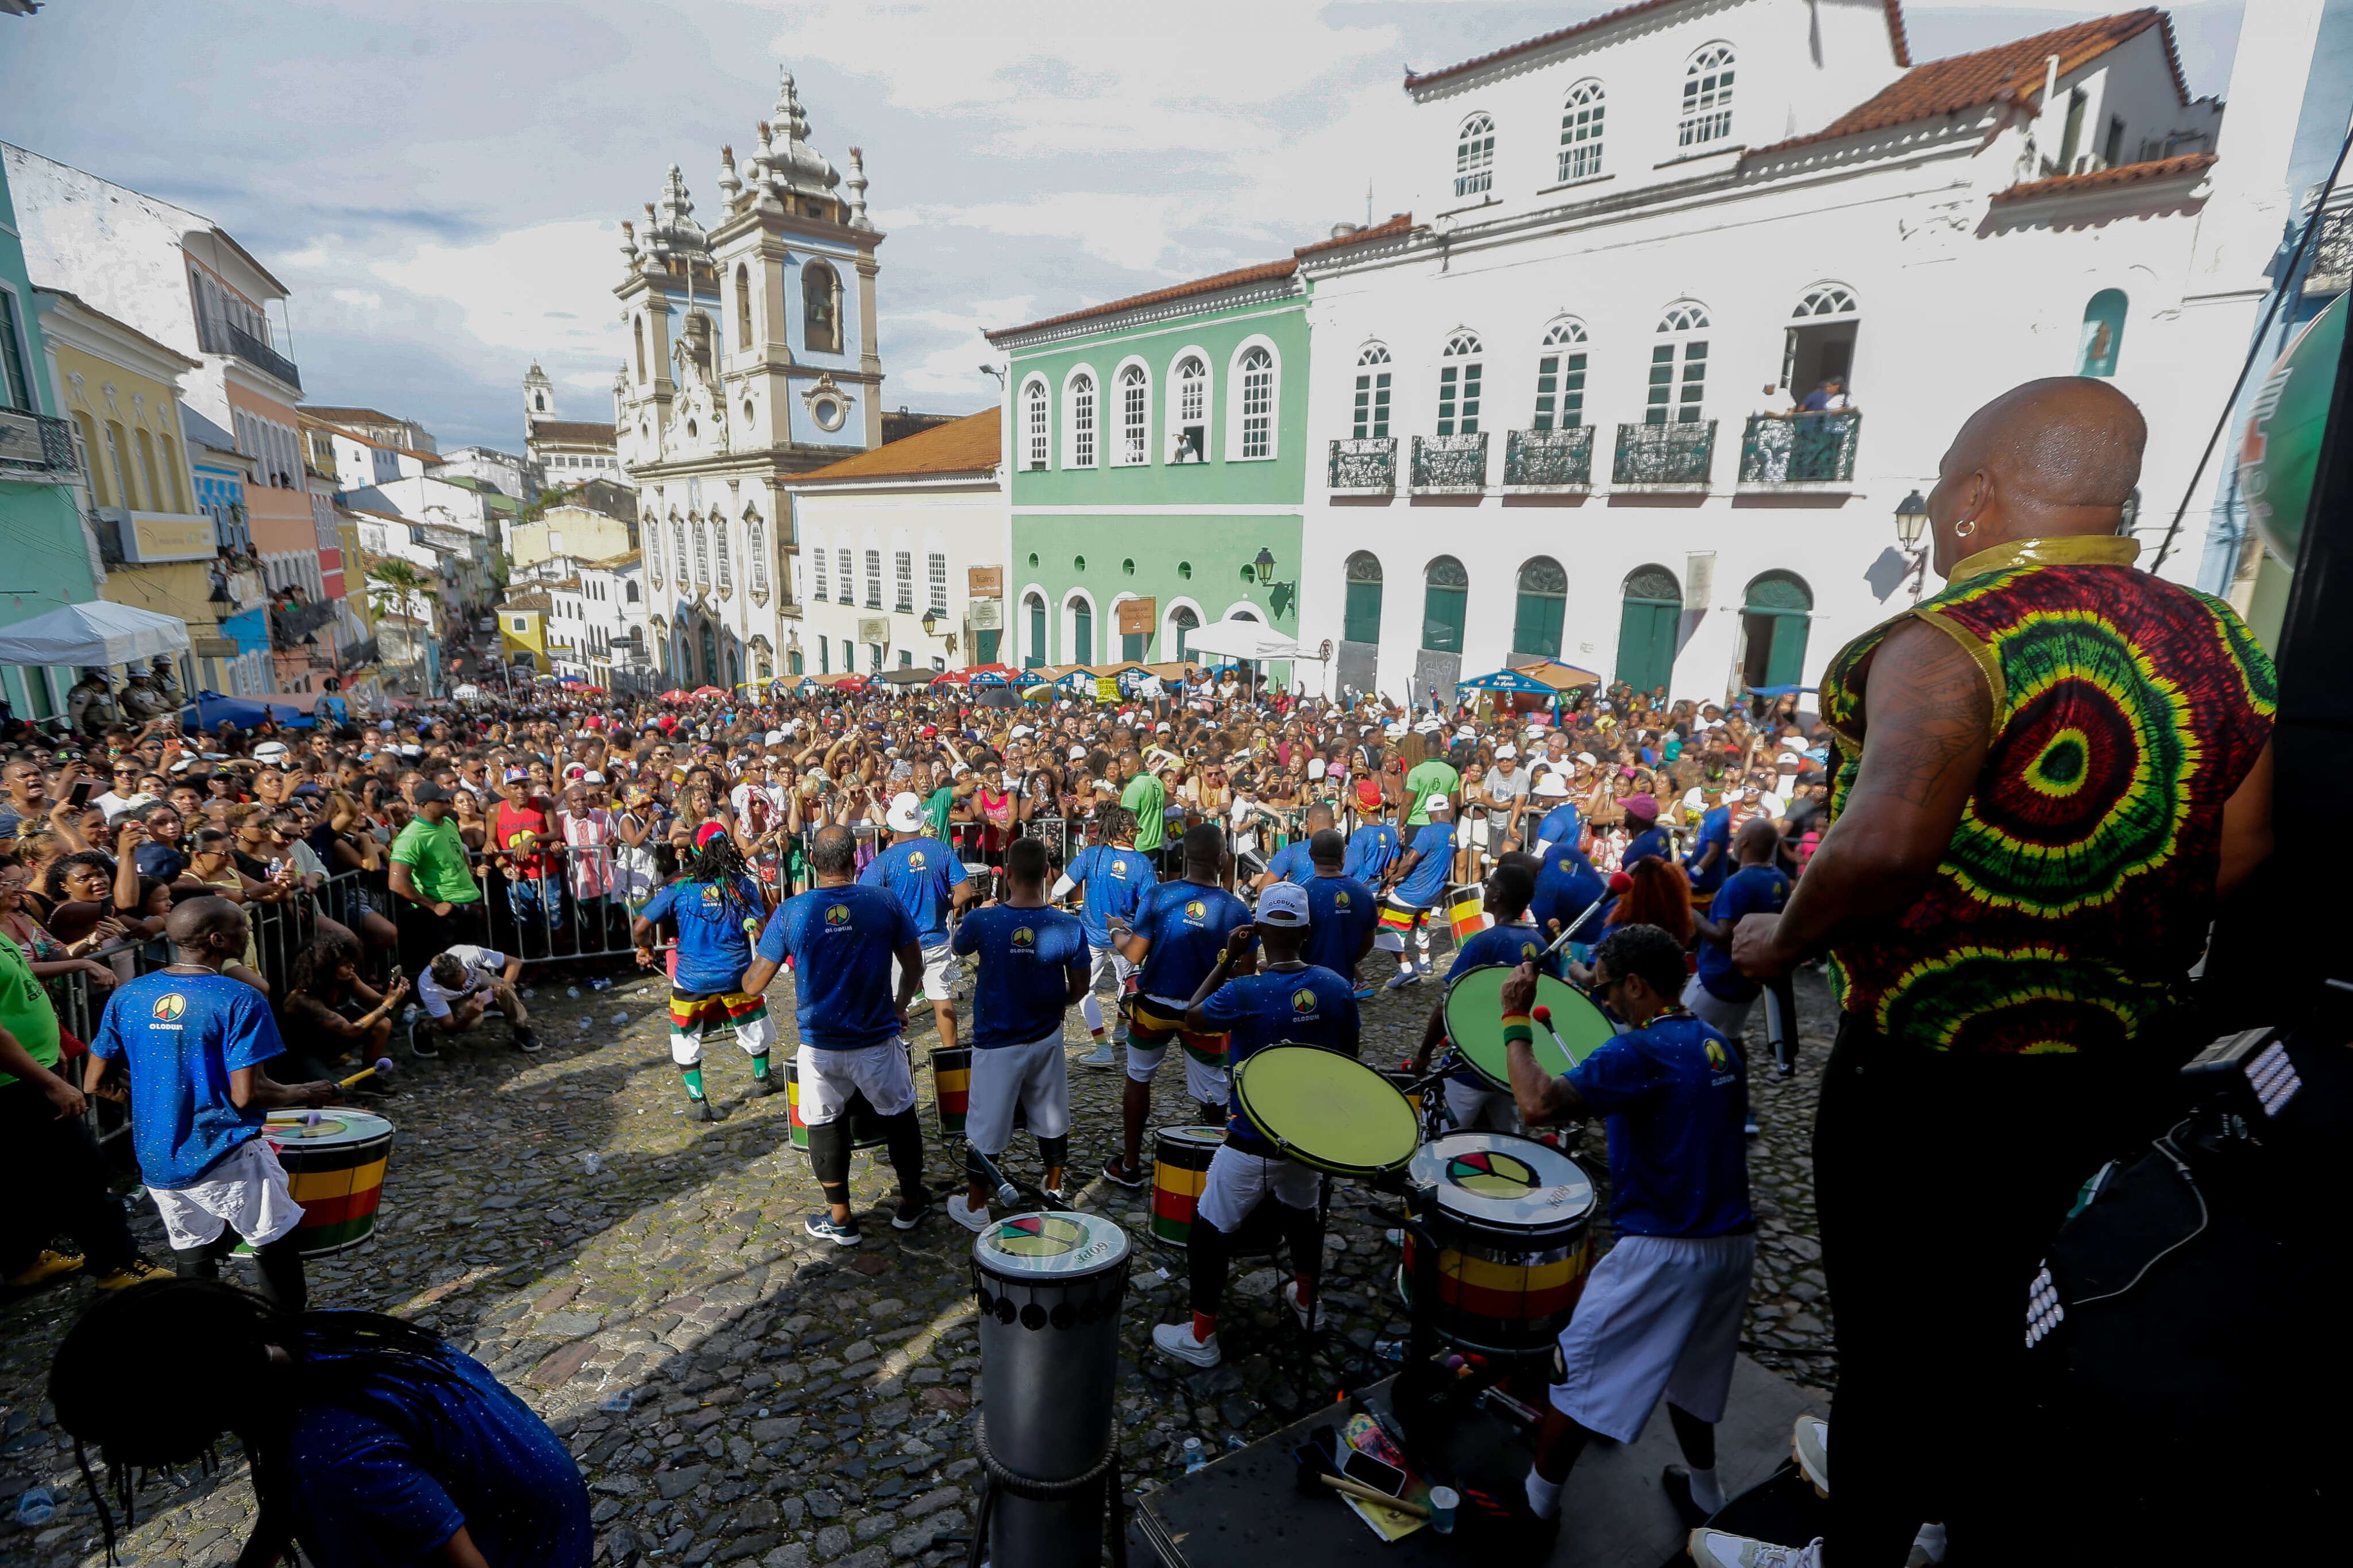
[0,960,1835,1568]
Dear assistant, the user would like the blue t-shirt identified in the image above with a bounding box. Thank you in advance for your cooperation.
[637,874,764,992]
[1391,822,1456,907]
[90,970,283,1189]
[1532,802,1581,854]
[1623,825,1672,866]
[1199,964,1360,1155]
[1064,844,1156,947]
[1529,847,1608,944]
[1565,1012,1752,1238]
[756,883,920,1051]
[1683,806,1733,897]
[1696,863,1791,1003]
[1131,879,1252,1005]
[1300,874,1378,978]
[858,836,968,943]
[286,1335,592,1568]
[952,905,1088,1048]
[1263,840,1315,887]
[1343,822,1401,883]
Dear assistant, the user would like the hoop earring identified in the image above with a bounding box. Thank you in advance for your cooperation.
[1953,518,1978,540]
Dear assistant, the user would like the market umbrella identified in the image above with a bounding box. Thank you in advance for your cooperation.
[1457,669,1554,695]
[0,599,190,666]
[658,689,691,704]
[690,685,727,699]
[178,692,315,731]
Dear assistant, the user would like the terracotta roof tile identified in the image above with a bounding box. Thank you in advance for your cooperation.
[1405,0,1911,91]
[987,259,1298,341]
[529,419,618,443]
[1989,150,2215,203]
[790,407,1000,482]
[1293,213,1418,258]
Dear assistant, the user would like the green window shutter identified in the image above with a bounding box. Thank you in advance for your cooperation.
[1344,579,1383,644]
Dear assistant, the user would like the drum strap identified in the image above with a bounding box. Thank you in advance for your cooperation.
[967,1413,1126,1568]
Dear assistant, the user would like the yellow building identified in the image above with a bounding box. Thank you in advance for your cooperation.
[497,591,550,673]
[508,504,634,571]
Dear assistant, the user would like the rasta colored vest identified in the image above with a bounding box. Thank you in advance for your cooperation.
[1819,536,2274,1055]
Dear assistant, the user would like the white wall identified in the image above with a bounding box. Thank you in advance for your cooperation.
[793,482,1000,674]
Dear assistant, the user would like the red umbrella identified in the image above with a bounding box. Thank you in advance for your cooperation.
[690,685,727,699]
[930,669,971,686]
[658,689,690,704]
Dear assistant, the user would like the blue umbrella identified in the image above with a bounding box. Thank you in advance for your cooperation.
[1457,669,1554,694]
[180,692,316,731]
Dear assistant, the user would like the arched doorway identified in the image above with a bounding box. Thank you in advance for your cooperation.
[1170,604,1199,662]
[1513,556,1567,660]
[1069,596,1093,666]
[1741,570,1814,691]
[1338,551,1382,696]
[700,620,719,686]
[1418,555,1469,705]
[1025,593,1047,669]
[1615,564,1680,698]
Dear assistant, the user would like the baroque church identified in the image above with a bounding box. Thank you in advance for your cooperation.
[619,67,887,690]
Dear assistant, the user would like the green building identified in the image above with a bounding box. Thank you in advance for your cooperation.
[986,257,1309,677]
[0,150,99,723]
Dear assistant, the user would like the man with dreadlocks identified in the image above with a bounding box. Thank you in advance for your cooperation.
[50,1278,592,1568]
[632,821,776,1121]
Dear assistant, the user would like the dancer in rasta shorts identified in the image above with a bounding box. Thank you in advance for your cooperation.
[632,824,776,1121]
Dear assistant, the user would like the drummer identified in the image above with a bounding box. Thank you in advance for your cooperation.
[1298,829,1379,1000]
[630,823,777,1122]
[1496,929,1755,1538]
[1150,882,1359,1369]
[1409,859,1560,1132]
[1050,806,1156,1071]
[1375,794,1457,990]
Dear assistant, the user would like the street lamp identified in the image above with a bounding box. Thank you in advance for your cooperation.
[1895,489,1931,602]
[920,608,940,637]
[1252,547,1277,585]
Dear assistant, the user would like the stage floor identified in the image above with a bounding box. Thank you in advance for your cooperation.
[1127,1355,1823,1568]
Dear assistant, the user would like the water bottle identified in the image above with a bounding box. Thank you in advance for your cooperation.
[14,1487,56,1528]
[611,1011,629,1026]
[591,977,612,991]
[566,986,580,999]
[581,1152,603,1175]
[1180,1438,1206,1474]
[1224,1434,1245,1452]
[600,1389,634,1414]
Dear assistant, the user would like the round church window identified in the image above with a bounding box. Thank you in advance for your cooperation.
[812,397,845,432]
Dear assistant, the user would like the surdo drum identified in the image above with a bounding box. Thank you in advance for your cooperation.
[1148,1125,1226,1247]
[257,1109,394,1256]
[1398,1130,1598,1356]
[784,1056,888,1152]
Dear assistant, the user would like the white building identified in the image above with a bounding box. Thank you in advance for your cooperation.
[522,362,624,493]
[512,549,647,689]
[788,408,1003,677]
[434,444,533,501]
[1292,1,2264,708]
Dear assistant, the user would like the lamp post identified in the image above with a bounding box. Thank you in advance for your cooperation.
[1895,489,1931,603]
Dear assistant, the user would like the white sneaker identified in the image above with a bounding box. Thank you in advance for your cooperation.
[1905,1523,1948,1567]
[947,1193,991,1234]
[1383,970,1422,991]
[1276,1282,1313,1330]
[1151,1321,1221,1368]
[1792,1414,1828,1497]
[1687,1531,1823,1568]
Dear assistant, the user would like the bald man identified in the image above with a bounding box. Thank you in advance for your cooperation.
[1700,379,2276,1568]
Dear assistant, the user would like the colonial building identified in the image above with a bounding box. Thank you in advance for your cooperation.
[302,405,436,455]
[623,67,890,690]
[522,362,622,490]
[1287,2,2263,707]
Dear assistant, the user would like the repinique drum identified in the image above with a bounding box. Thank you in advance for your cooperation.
[1397,1130,1596,1356]
[785,1057,888,1152]
[1443,965,1617,1091]
[258,1109,394,1256]
[1149,1125,1226,1246]
[932,1046,971,1139]
[1231,1045,1419,1177]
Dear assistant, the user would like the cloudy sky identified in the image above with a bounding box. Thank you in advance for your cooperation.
[2,1,2246,453]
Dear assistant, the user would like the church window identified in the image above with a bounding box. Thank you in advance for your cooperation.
[1560,81,1605,181]
[1172,354,1208,462]
[1353,345,1391,440]
[1023,378,1048,470]
[803,261,842,354]
[895,550,913,612]
[1067,372,1096,469]
[1455,113,1495,197]
[693,520,709,584]
[1437,332,1483,436]
[1235,345,1275,459]
[1534,318,1588,430]
[1117,364,1149,466]
[1679,45,1735,148]
[813,539,827,600]
[715,514,732,590]
[837,547,851,603]
[735,264,753,350]
[635,316,647,381]
[928,552,947,615]
[865,549,882,609]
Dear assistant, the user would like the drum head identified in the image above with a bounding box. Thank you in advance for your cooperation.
[1154,1125,1228,1150]
[1443,965,1617,1092]
[264,1110,394,1145]
[1408,1131,1594,1231]
[1233,1045,1419,1177]
[973,1211,1129,1282]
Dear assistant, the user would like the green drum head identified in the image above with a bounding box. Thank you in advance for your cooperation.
[1444,966,1617,1092]
[974,1211,1129,1280]
[1233,1045,1419,1176]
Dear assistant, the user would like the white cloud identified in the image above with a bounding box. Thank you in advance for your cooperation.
[368,220,625,365]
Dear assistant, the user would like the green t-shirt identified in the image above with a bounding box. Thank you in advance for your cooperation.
[924,786,956,841]
[1120,774,1167,852]
[1403,759,1461,827]
[0,933,61,1088]
[390,815,482,905]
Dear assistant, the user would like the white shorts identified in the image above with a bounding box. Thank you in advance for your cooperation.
[966,1030,1071,1154]
[1124,1042,1229,1104]
[797,1038,918,1122]
[148,1137,305,1252]
[1681,974,1755,1044]
[1087,943,1133,995]
[1549,1231,1757,1443]
[1195,1140,1320,1233]
[895,941,957,1003]
[1443,1076,1520,1134]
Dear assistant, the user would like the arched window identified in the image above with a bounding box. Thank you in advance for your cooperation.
[1023,377,1049,470]
[1793,286,1858,318]
[1437,332,1483,436]
[136,428,161,508]
[647,522,662,586]
[1168,603,1200,661]
[160,435,186,509]
[1117,364,1150,466]
[1235,345,1275,459]
[626,580,640,603]
[1171,354,1209,462]
[635,315,647,381]
[1534,319,1588,430]
[1025,592,1047,668]
[802,260,841,354]
[1343,551,1383,644]
[672,517,688,582]
[1615,564,1681,696]
[812,536,827,600]
[693,519,709,584]
[1353,345,1391,439]
[1421,555,1468,654]
[1066,372,1096,468]
[2078,289,2127,377]
[1455,113,1495,198]
[715,515,733,591]
[838,547,852,603]
[1679,45,1735,148]
[747,512,767,595]
[1560,81,1606,181]
[1741,570,1814,690]
[1513,556,1568,659]
[735,263,753,349]
[1647,305,1709,424]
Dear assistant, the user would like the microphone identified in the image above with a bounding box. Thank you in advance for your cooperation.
[965,1142,1020,1210]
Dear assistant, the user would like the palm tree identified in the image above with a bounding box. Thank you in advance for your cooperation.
[365,558,431,621]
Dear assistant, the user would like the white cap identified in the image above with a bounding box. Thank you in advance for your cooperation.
[1576,751,1599,766]
[1534,774,1570,798]
[1384,722,1405,737]
[1069,744,1087,760]
[1494,743,1517,759]
[765,729,787,746]
[1155,721,1171,732]
[583,770,606,784]
[1424,794,1453,814]
[1306,757,1326,779]
[252,741,290,763]
[1683,786,1706,810]
[885,790,925,833]
[1256,881,1311,927]
[1009,724,1033,739]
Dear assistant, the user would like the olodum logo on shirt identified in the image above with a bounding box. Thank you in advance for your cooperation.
[151,992,187,1022]
[1012,926,1035,949]
[1704,1038,1729,1070]
[908,851,927,870]
[825,904,851,928]
[1291,988,1318,1014]
[1333,891,1352,910]
[1184,899,1205,922]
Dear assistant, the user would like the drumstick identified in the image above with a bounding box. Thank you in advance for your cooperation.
[339,1056,394,1089]
[1540,872,1628,960]
[1316,1474,1431,1518]
[1530,1005,1572,1061]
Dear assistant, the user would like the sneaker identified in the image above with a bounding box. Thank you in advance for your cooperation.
[90,1258,173,1291]
[891,1195,932,1231]
[1100,1153,1147,1190]
[804,1213,861,1246]
[5,1248,85,1289]
[749,1074,780,1098]
[685,1096,716,1123]
[1079,1042,1117,1070]
[1150,1321,1220,1368]
[1276,1282,1313,1331]
[1744,1113,1761,1137]
[1382,970,1422,991]
[1353,986,1377,1002]
[1792,1414,1828,1497]
[1040,1185,1067,1208]
[947,1194,991,1234]
[1906,1524,1949,1567]
[1687,1532,1823,1568]
[511,1025,541,1054]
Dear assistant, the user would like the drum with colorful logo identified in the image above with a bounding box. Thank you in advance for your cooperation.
[784,1057,889,1152]
[932,1046,971,1139]
[1442,965,1617,1092]
[1148,1125,1226,1246]
[257,1109,395,1256]
[1397,1130,1596,1355]
[1231,1045,1419,1178]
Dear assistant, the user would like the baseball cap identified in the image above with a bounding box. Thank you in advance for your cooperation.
[582,770,605,784]
[1534,774,1570,798]
[252,741,290,764]
[1069,744,1087,760]
[412,783,454,804]
[885,790,925,833]
[1424,794,1453,814]
[1621,792,1658,821]
[1494,743,1517,759]
[765,729,787,746]
[503,766,530,782]
[1256,882,1311,928]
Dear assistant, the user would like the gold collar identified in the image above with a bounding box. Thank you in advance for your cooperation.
[1948,534,2140,583]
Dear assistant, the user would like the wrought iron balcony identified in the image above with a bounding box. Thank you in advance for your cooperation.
[1503,425,1594,490]
[1611,420,1716,488]
[1328,437,1396,493]
[1740,411,1861,485]
[1411,431,1488,493]
[0,409,79,478]
[196,317,303,391]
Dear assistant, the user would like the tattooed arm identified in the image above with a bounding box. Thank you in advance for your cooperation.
[1734,620,1988,976]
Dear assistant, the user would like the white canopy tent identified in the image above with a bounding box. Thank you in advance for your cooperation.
[0,600,189,667]
[1180,616,1301,662]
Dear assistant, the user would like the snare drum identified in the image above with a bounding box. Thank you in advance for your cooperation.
[1398,1130,1596,1355]
[1442,965,1617,1092]
[932,1046,971,1139]
[785,1057,889,1153]
[1231,1045,1419,1178]
[1148,1126,1226,1246]
[259,1109,394,1256]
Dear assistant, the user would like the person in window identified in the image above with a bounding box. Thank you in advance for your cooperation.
[1800,377,1852,413]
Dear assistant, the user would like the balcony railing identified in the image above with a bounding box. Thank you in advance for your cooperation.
[1612,420,1716,488]
[0,409,79,478]
[1740,411,1861,485]
[1411,431,1488,493]
[1328,436,1397,493]
[1503,425,1594,489]
[197,317,303,392]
